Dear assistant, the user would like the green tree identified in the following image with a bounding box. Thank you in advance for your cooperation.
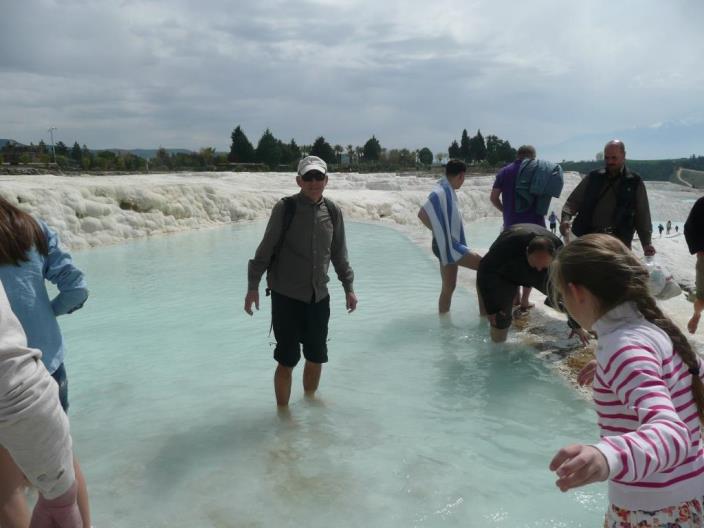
[81,145,92,169]
[346,144,354,166]
[363,135,382,161]
[279,139,301,165]
[155,147,171,169]
[255,128,282,168]
[469,129,487,162]
[37,140,47,154]
[448,140,461,159]
[71,141,82,163]
[55,141,68,156]
[229,125,256,163]
[460,129,471,162]
[485,135,516,165]
[418,147,433,165]
[310,136,336,164]
[199,147,216,167]
[334,144,344,165]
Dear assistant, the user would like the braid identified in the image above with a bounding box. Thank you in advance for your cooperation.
[633,293,704,425]
[551,233,704,426]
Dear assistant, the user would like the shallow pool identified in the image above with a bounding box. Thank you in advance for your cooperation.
[58,221,605,527]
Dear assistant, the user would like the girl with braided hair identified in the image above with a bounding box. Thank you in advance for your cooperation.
[548,234,704,527]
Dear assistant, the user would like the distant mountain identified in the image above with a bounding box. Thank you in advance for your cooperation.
[107,148,195,159]
[543,119,704,162]
[0,138,26,148]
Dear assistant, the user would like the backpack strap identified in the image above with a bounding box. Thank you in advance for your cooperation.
[265,196,297,296]
[323,197,339,228]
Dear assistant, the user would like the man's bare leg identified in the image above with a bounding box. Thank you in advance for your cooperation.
[275,364,293,406]
[303,361,322,395]
[439,263,458,313]
[490,326,510,343]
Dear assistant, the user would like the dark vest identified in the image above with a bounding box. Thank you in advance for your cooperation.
[571,168,641,247]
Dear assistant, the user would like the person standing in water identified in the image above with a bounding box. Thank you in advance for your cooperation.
[490,145,541,311]
[418,159,481,313]
[0,195,91,528]
[549,234,704,526]
[476,223,588,343]
[245,156,357,406]
[0,281,82,528]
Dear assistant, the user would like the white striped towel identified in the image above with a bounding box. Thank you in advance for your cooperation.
[422,177,470,265]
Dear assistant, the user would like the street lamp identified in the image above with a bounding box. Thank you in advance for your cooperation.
[48,126,57,164]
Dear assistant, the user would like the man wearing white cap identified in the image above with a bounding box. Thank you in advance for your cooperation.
[245,156,357,406]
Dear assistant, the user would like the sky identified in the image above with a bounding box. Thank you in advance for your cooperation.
[1,0,702,161]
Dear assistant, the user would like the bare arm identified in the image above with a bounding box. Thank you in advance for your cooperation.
[417,207,432,230]
[490,188,503,212]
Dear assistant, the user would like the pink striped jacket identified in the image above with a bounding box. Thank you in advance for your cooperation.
[592,301,704,511]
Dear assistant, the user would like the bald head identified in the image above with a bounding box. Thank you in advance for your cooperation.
[603,139,626,175]
[604,139,626,155]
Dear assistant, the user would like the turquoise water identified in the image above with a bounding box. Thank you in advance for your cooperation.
[57,222,605,527]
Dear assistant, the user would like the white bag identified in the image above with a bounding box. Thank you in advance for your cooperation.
[644,256,682,300]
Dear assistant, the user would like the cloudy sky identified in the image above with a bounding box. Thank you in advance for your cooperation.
[1,0,702,160]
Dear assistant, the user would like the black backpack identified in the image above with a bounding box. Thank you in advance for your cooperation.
[265,196,340,296]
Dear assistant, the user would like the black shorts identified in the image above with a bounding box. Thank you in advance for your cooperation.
[271,291,330,368]
[431,238,440,260]
[478,277,518,330]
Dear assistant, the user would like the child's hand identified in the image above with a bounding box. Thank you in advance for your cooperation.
[577,359,597,386]
[549,444,609,492]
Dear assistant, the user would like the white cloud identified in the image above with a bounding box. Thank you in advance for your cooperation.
[1,0,702,159]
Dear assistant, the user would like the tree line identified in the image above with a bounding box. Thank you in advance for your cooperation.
[0,140,224,171]
[228,125,517,171]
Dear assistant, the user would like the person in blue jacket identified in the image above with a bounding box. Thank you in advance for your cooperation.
[0,195,91,528]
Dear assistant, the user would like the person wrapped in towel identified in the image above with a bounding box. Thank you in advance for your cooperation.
[418,159,481,313]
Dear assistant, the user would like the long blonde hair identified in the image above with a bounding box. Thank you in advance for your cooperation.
[550,234,704,424]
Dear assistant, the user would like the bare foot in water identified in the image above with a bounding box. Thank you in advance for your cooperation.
[520,302,535,311]
[688,313,701,334]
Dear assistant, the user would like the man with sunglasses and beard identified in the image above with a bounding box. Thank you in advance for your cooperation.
[245,156,357,407]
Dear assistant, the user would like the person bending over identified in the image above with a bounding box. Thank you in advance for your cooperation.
[477,223,587,343]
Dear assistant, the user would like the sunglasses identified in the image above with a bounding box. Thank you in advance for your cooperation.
[301,171,326,182]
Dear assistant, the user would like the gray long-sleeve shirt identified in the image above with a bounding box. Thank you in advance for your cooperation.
[0,281,75,500]
[248,192,354,303]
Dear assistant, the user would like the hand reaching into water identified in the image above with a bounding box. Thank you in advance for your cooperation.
[30,482,82,528]
[549,444,609,492]
[577,359,597,386]
[569,328,591,346]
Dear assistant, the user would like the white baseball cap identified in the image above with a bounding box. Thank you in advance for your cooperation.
[297,156,327,176]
